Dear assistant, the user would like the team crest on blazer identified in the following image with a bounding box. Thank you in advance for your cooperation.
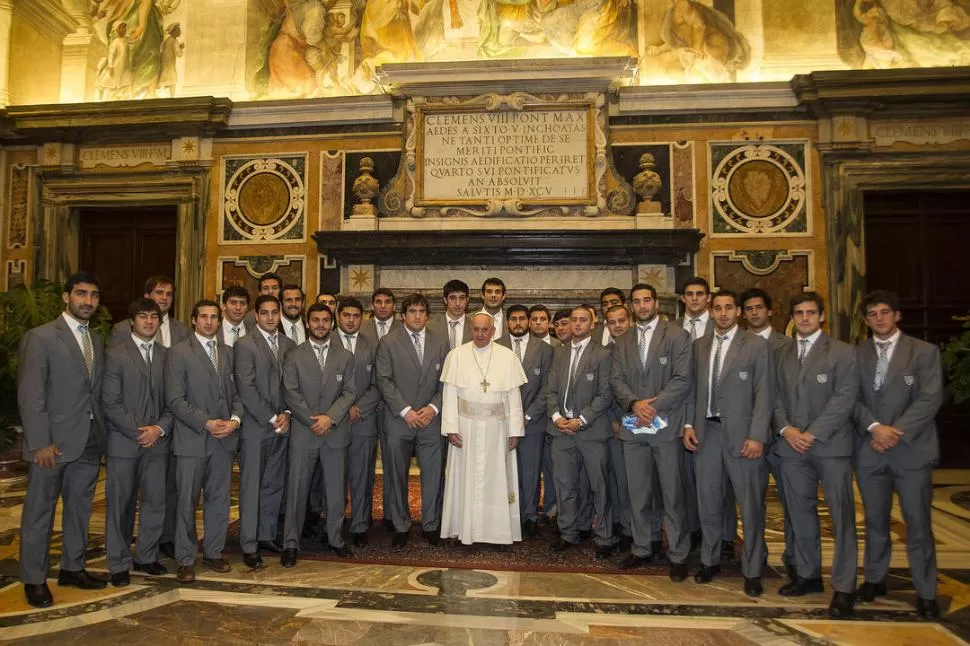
[585,372,594,381]
[658,356,668,366]
[533,368,541,376]
[336,373,343,382]
[816,373,828,384]
[738,371,748,381]
[435,363,441,371]
[904,375,915,386]
[366,364,372,372]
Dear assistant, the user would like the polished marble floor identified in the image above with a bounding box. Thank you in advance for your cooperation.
[3,469,970,644]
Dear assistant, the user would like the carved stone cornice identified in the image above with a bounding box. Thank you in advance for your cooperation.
[15,0,77,41]
[2,97,233,143]
[314,229,703,266]
[617,82,799,117]
[227,95,397,129]
[792,67,970,119]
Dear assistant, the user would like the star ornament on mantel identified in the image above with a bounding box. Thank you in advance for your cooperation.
[181,139,196,154]
[350,267,372,289]
[937,573,970,615]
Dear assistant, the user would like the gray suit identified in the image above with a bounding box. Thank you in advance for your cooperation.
[686,329,772,576]
[854,333,942,599]
[18,315,105,584]
[360,315,398,345]
[103,337,172,573]
[282,340,357,548]
[761,329,796,570]
[360,315,398,514]
[773,333,858,592]
[337,332,382,534]
[428,315,472,351]
[546,338,614,546]
[676,314,714,536]
[217,318,253,347]
[166,336,243,566]
[376,325,449,533]
[234,330,295,554]
[611,319,691,562]
[109,316,191,348]
[500,334,554,523]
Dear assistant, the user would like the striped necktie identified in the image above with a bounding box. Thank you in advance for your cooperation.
[711,335,726,416]
[79,324,94,377]
[873,340,890,391]
[207,339,218,371]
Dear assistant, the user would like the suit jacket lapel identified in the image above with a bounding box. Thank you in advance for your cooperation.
[882,334,910,389]
[645,319,666,374]
[860,338,877,393]
[718,330,744,378]
[798,334,828,382]
[55,317,91,384]
[696,334,712,415]
[126,338,151,379]
[191,337,218,376]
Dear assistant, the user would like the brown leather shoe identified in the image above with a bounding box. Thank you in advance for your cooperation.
[202,557,231,573]
[176,565,195,584]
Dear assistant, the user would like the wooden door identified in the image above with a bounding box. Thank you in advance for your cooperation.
[79,206,178,323]
[864,190,970,467]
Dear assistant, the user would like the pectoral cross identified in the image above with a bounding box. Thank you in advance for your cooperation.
[481,378,490,393]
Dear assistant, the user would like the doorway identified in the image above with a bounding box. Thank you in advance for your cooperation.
[864,190,970,467]
[79,206,178,323]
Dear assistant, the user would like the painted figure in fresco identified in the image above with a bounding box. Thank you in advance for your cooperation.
[541,0,635,57]
[266,0,328,98]
[478,0,547,57]
[157,22,184,98]
[854,1,905,68]
[646,0,750,83]
[96,22,133,101]
[92,0,167,98]
[356,0,422,77]
[318,11,359,94]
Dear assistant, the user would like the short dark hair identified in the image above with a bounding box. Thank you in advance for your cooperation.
[681,276,710,295]
[481,277,506,294]
[221,285,250,305]
[506,304,529,318]
[306,302,333,321]
[192,298,221,320]
[790,291,825,316]
[401,293,429,313]
[337,297,364,314]
[861,289,900,315]
[442,279,469,299]
[606,304,629,317]
[553,308,571,323]
[711,290,740,307]
[128,297,161,320]
[315,291,338,302]
[740,288,772,311]
[629,283,658,301]
[254,295,280,311]
[600,287,625,304]
[143,275,174,295]
[65,272,100,294]
[371,287,395,304]
[528,304,550,318]
[280,284,304,299]
[258,272,283,290]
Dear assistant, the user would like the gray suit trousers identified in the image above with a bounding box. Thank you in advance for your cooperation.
[607,437,632,535]
[551,435,612,546]
[106,452,168,573]
[780,454,858,592]
[161,459,178,544]
[541,434,558,512]
[857,462,936,599]
[175,449,234,565]
[19,425,101,584]
[517,432,544,522]
[624,439,690,562]
[285,445,347,548]
[764,448,794,567]
[384,428,444,533]
[348,434,378,533]
[683,448,700,533]
[694,420,766,577]
[238,433,288,553]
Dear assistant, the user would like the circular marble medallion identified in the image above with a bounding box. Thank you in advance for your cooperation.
[712,144,805,234]
[238,172,290,225]
[224,158,305,241]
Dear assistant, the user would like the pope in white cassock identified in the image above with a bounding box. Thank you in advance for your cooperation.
[440,312,528,545]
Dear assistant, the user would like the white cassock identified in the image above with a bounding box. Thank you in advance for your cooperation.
[439,341,527,545]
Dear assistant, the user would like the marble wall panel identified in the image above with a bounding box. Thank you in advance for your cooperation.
[6,164,29,249]
[218,255,305,295]
[711,249,813,334]
[221,154,308,244]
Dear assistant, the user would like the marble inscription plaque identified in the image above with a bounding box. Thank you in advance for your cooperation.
[419,108,591,204]
[872,121,970,147]
[78,144,170,169]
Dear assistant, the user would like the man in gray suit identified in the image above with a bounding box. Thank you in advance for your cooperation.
[546,305,615,557]
[166,299,244,584]
[604,304,635,551]
[742,287,796,579]
[773,292,858,618]
[103,298,173,587]
[281,302,357,565]
[109,275,192,348]
[499,304,554,539]
[854,290,943,620]
[234,295,295,568]
[18,272,107,607]
[683,290,772,596]
[529,305,560,348]
[243,272,282,331]
[612,284,692,580]
[335,297,382,547]
[428,279,473,351]
[280,284,308,345]
[218,285,251,347]
[480,277,512,345]
[376,293,450,547]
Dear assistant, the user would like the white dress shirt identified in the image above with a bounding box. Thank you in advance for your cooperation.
[756,327,772,341]
[683,310,710,338]
[600,325,612,347]
[222,318,247,347]
[283,317,305,345]
[705,325,737,418]
[553,336,591,424]
[445,314,465,348]
[157,314,172,347]
[482,309,504,340]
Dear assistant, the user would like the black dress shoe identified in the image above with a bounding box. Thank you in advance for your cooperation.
[694,564,720,583]
[744,577,763,597]
[669,561,688,582]
[302,514,321,539]
[280,548,298,568]
[109,571,130,587]
[159,541,175,560]
[858,580,888,602]
[133,561,168,576]
[329,545,353,558]
[176,565,195,584]
[391,532,409,548]
[578,530,592,541]
[689,530,702,552]
[202,557,231,573]
[258,540,284,554]
[383,518,396,532]
[351,532,368,547]
[917,597,940,620]
[720,540,735,562]
[594,544,615,559]
[24,583,53,608]
[550,538,577,552]
[828,591,855,619]
[423,530,442,546]
[57,569,107,590]
[243,552,263,569]
[618,553,654,569]
[617,535,633,552]
[523,519,539,539]
[779,577,825,596]
[650,540,665,560]
[785,563,798,581]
